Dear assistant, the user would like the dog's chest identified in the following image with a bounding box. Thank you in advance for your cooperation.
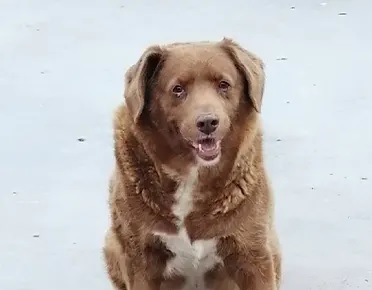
[154,168,222,289]
[158,229,221,289]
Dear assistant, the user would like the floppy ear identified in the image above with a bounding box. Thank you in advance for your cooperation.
[124,46,164,122]
[221,38,265,112]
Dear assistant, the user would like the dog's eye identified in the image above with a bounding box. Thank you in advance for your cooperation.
[172,85,185,97]
[218,81,230,92]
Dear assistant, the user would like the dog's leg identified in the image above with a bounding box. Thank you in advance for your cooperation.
[132,275,160,290]
[272,251,281,289]
[103,229,129,290]
[224,248,277,290]
[269,228,282,288]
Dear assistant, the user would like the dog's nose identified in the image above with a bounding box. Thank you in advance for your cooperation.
[196,114,219,135]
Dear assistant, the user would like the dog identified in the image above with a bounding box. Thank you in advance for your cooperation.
[103,38,281,290]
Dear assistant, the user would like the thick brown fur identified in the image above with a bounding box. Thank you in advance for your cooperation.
[103,38,281,290]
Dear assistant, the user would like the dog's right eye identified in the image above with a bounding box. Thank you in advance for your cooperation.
[172,85,185,97]
[218,81,230,92]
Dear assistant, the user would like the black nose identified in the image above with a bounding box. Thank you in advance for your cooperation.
[196,114,219,135]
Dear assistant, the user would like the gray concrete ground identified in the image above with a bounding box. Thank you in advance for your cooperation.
[1,0,371,289]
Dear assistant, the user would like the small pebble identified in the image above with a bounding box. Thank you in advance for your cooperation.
[276,138,282,142]
[290,6,295,10]
[276,57,288,61]
[338,12,347,16]
[12,191,17,195]
[77,137,86,142]
[33,234,40,238]
[361,177,368,180]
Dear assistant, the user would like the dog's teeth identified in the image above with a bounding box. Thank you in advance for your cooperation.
[198,143,203,152]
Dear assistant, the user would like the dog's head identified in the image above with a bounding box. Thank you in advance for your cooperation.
[125,38,265,167]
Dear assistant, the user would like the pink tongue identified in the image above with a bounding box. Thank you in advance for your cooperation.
[198,142,217,152]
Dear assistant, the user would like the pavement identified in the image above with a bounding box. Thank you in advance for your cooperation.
[0,0,371,289]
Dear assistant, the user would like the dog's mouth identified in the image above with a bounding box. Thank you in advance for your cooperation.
[190,137,221,162]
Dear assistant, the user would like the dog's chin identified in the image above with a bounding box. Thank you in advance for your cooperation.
[188,136,222,167]
[195,153,221,167]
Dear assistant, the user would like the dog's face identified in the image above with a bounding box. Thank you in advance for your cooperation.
[125,39,265,167]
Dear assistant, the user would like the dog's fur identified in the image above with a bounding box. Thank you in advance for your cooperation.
[103,38,281,290]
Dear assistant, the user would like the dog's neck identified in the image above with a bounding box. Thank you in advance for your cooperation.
[119,114,263,222]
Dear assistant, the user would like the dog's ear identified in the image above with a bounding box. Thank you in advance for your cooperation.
[221,38,265,113]
[124,46,164,122]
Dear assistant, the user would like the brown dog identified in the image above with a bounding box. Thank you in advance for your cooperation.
[103,38,281,290]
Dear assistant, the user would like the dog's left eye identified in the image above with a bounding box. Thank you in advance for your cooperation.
[218,81,230,92]
[172,85,185,97]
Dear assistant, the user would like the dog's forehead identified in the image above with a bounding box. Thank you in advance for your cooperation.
[166,42,225,62]
[164,41,218,50]
[161,43,238,80]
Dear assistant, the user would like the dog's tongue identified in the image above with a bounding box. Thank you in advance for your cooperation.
[198,142,217,153]
[192,139,221,161]
[196,140,221,161]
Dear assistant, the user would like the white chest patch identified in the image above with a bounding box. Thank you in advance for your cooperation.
[153,167,222,290]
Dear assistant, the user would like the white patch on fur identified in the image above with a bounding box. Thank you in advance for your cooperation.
[153,166,222,290]
[172,167,198,226]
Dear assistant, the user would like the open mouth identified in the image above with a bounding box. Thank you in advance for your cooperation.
[191,137,221,162]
